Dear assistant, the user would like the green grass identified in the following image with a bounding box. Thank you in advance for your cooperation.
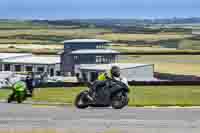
[96,33,189,42]
[0,20,199,55]
[129,86,200,106]
[179,39,200,50]
[2,86,200,106]
[33,87,86,104]
[0,86,194,106]
[32,86,200,106]
[0,89,12,99]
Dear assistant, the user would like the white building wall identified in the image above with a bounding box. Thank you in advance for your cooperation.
[1,63,61,77]
[120,65,154,81]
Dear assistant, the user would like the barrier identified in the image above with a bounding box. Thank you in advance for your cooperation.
[37,80,200,88]
[38,82,85,88]
[154,72,200,81]
[128,81,200,86]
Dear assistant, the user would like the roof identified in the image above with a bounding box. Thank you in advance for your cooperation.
[2,55,60,65]
[70,49,120,55]
[63,39,111,44]
[0,53,32,60]
[79,63,153,71]
[57,50,64,55]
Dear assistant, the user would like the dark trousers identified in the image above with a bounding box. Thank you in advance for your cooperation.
[91,80,107,92]
[27,86,34,95]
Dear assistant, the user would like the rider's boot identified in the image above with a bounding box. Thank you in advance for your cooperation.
[86,94,93,102]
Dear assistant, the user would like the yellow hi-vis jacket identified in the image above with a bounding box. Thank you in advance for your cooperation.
[97,72,111,81]
[97,72,129,87]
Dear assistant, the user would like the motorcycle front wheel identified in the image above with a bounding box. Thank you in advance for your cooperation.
[75,91,89,109]
[7,94,14,103]
[111,92,128,109]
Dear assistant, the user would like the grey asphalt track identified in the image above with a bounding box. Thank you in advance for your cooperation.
[1,103,200,132]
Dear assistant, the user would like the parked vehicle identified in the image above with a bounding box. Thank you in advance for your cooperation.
[75,78,129,109]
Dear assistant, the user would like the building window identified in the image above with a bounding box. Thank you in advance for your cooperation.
[96,45,104,49]
[96,56,102,63]
[56,71,61,76]
[74,56,79,60]
[4,64,11,71]
[67,72,71,76]
[14,65,21,72]
[104,58,108,63]
[102,57,106,63]
[26,66,33,72]
[50,68,54,77]
[96,56,107,63]
[37,67,44,73]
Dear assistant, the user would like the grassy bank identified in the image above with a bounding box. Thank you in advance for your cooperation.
[33,86,200,106]
[6,86,200,106]
[0,89,12,100]
[129,86,200,106]
[119,55,200,76]
[2,86,200,106]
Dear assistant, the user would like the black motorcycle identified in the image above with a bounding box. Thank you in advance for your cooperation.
[75,78,129,109]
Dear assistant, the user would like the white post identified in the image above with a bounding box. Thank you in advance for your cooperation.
[87,72,91,82]
[2,64,4,71]
[11,65,15,72]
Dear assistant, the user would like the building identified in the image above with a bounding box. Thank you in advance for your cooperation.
[61,39,119,76]
[0,53,60,77]
[61,39,155,82]
[0,39,155,82]
[0,53,32,71]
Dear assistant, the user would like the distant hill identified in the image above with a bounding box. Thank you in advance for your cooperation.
[1,18,200,27]
[29,18,200,28]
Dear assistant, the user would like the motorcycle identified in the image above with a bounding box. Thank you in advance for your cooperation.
[7,90,28,103]
[75,78,129,109]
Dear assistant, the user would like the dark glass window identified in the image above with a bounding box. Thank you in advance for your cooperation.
[96,56,102,63]
[56,71,61,76]
[74,56,79,60]
[26,66,33,72]
[4,64,11,71]
[0,64,2,71]
[15,65,21,72]
[37,67,44,72]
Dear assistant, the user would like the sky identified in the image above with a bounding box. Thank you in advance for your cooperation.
[0,0,200,19]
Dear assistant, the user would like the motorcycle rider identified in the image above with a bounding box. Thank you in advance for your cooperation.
[88,65,129,100]
[8,79,27,103]
[25,74,34,97]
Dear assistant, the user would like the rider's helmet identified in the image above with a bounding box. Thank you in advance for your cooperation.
[111,66,120,78]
